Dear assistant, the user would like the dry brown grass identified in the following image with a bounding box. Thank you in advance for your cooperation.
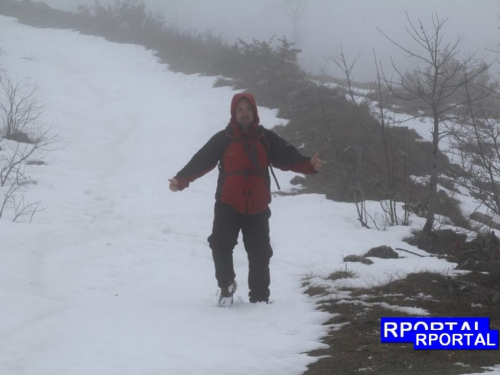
[303,271,500,375]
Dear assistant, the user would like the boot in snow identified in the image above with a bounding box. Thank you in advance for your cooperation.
[219,280,237,307]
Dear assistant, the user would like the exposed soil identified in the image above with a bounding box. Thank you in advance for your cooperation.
[303,271,500,375]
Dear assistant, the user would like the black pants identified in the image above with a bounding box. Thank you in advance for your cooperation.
[208,201,273,303]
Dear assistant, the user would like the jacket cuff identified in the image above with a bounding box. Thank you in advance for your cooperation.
[296,159,318,174]
[175,177,190,190]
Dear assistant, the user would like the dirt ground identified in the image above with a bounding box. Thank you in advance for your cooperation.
[302,271,500,375]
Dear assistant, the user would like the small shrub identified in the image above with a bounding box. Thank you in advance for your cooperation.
[327,268,357,281]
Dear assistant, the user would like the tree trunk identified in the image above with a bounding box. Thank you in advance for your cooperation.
[423,113,440,232]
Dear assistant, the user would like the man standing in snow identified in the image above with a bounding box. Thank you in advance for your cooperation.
[169,93,322,306]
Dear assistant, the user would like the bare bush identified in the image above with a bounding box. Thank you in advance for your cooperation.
[0,70,41,138]
[447,81,500,222]
[327,47,375,228]
[0,70,60,222]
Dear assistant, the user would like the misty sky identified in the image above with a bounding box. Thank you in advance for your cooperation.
[28,0,500,81]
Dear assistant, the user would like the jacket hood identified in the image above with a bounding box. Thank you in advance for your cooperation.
[230,93,260,131]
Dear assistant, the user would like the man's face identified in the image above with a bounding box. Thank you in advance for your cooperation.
[235,98,255,133]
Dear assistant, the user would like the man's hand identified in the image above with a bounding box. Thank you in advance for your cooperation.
[310,153,323,172]
[169,178,180,192]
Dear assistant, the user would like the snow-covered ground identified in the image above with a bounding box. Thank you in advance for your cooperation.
[0,16,498,375]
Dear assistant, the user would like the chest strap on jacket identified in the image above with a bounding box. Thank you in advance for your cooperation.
[221,169,268,179]
[243,140,263,172]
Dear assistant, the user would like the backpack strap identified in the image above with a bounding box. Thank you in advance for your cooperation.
[258,126,281,190]
[269,162,281,190]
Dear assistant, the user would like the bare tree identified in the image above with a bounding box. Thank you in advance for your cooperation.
[379,13,491,233]
[316,47,376,228]
[334,49,371,227]
[282,0,309,48]
[372,50,412,227]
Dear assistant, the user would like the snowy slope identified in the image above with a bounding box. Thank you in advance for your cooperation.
[0,16,468,375]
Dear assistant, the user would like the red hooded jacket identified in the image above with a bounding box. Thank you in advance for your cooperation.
[174,93,316,214]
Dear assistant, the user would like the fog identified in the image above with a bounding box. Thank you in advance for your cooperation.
[33,0,500,82]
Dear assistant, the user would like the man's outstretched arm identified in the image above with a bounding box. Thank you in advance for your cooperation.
[265,130,322,174]
[169,130,225,192]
